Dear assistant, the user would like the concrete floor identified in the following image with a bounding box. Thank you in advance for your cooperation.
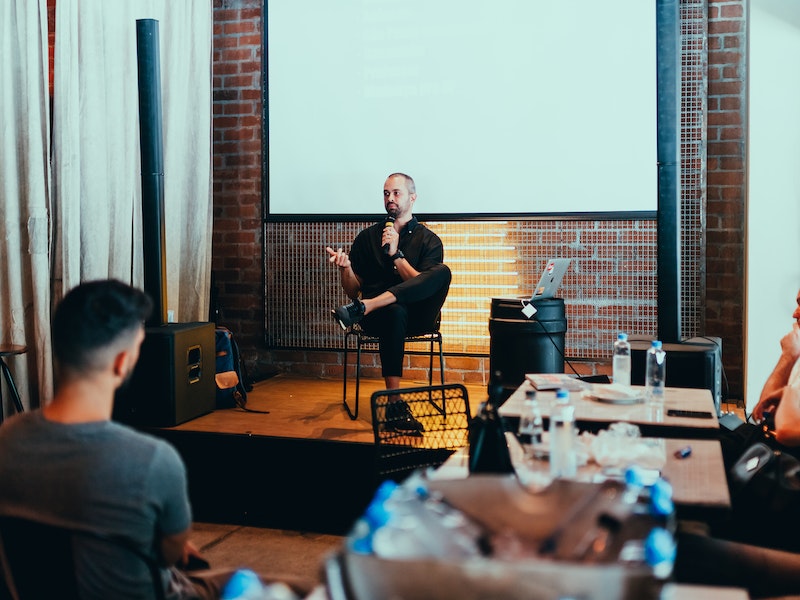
[191,522,344,593]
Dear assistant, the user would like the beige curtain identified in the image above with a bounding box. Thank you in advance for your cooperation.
[52,0,213,320]
[0,0,53,411]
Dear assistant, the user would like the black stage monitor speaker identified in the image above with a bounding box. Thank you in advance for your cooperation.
[114,322,216,427]
[630,336,723,415]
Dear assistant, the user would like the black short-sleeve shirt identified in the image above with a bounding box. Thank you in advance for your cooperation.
[349,217,444,299]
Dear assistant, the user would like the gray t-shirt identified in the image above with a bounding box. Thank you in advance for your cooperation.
[0,410,191,599]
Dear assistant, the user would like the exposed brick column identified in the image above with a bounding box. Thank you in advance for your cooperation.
[706,0,746,400]
[212,0,265,375]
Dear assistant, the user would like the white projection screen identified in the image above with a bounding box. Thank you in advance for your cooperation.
[265,1,657,221]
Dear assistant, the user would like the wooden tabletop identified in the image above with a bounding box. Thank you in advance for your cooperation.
[660,584,748,600]
[499,380,719,437]
[433,434,730,511]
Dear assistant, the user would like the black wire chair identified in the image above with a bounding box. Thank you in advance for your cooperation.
[370,383,471,483]
[341,318,445,420]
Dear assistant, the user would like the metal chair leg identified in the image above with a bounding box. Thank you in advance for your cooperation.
[342,331,361,421]
[438,338,445,385]
[437,335,446,417]
[423,335,447,417]
[354,335,363,420]
[0,359,23,420]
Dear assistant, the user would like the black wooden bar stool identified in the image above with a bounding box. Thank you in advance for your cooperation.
[0,345,26,423]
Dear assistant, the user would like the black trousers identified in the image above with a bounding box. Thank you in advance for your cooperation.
[359,264,451,379]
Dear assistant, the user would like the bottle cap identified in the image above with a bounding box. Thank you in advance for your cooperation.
[618,333,628,341]
[650,479,674,516]
[624,465,644,487]
[651,340,662,349]
[555,388,569,401]
[404,471,430,499]
[644,528,676,570]
[350,534,373,555]
[221,569,263,599]
[364,499,391,529]
[373,480,398,502]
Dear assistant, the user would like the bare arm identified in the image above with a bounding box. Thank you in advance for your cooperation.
[160,529,191,566]
[326,246,362,299]
[752,322,800,421]
[392,254,420,280]
[773,359,800,446]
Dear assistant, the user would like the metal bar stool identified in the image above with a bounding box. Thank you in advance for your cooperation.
[0,345,26,424]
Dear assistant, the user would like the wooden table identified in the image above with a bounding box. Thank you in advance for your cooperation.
[425,436,737,599]
[499,380,719,438]
[314,582,747,600]
[433,433,731,517]
[660,584,747,600]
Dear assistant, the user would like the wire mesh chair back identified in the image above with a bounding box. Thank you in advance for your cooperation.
[370,384,471,482]
[342,314,445,420]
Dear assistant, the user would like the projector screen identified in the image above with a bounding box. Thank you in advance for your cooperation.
[265,1,657,221]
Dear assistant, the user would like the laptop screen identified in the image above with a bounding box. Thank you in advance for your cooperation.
[530,258,571,301]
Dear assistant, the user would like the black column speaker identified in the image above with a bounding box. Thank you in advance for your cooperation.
[114,20,216,427]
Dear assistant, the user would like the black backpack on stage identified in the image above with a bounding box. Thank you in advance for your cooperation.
[214,326,249,409]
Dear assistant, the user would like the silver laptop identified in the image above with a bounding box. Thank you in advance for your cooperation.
[530,258,571,300]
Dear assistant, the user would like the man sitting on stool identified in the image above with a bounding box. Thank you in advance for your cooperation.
[326,172,451,433]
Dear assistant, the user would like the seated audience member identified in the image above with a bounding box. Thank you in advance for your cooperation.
[751,288,800,423]
[773,359,800,444]
[675,292,800,597]
[675,357,800,598]
[0,280,312,599]
[718,289,800,469]
[326,172,451,433]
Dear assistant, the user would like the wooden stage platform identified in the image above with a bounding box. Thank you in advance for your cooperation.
[164,373,485,442]
[145,374,488,535]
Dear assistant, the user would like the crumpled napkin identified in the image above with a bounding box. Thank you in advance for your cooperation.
[581,422,666,470]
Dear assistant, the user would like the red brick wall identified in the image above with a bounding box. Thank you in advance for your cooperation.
[705,1,746,398]
[211,0,266,373]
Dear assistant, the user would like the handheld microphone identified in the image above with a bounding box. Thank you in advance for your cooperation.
[381,215,395,255]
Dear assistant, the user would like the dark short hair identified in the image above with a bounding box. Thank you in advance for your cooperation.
[52,279,153,374]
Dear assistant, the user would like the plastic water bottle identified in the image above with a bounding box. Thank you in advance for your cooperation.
[368,500,422,559]
[549,388,577,478]
[645,340,667,403]
[518,389,544,458]
[367,477,480,559]
[612,333,631,386]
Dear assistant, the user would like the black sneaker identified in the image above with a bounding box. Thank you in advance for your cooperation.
[332,300,365,330]
[385,400,425,434]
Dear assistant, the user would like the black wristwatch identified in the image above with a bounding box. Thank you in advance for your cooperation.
[389,250,405,261]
